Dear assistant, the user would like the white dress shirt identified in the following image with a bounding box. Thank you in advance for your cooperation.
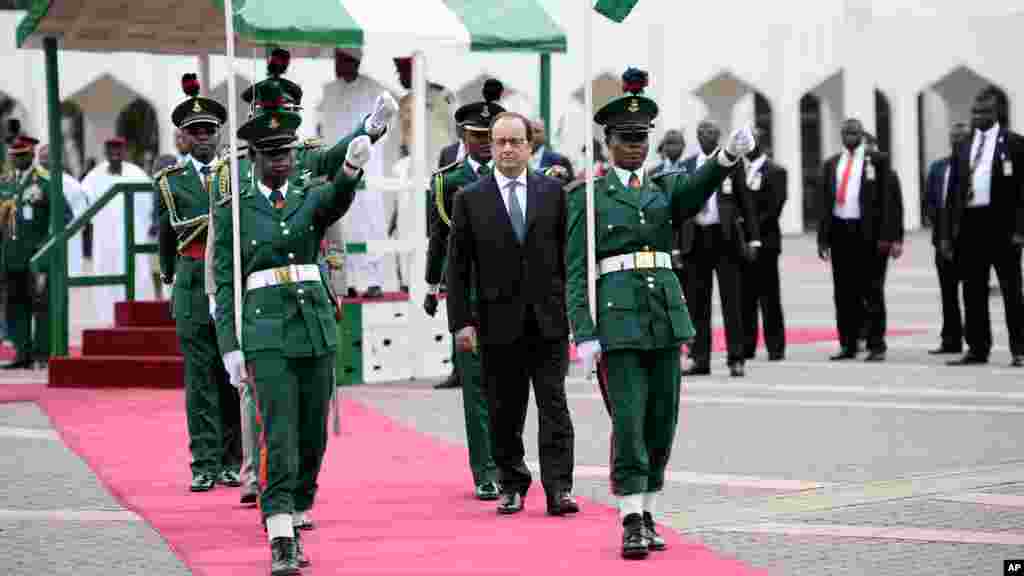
[257,180,289,204]
[833,144,865,220]
[190,156,215,190]
[493,168,528,222]
[694,152,720,226]
[968,122,999,208]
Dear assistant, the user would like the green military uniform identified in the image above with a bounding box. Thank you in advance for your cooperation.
[564,68,735,558]
[212,92,369,537]
[158,73,241,492]
[428,157,497,495]
[1,134,70,367]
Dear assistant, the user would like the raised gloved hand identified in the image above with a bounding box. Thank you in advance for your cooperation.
[724,124,756,159]
[576,340,602,378]
[222,350,246,389]
[344,135,373,172]
[208,295,216,320]
[364,92,399,137]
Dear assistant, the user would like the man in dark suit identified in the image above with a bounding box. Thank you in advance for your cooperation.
[818,118,900,362]
[447,111,577,517]
[941,87,1024,367]
[438,130,463,168]
[679,119,761,377]
[741,137,788,361]
[926,123,970,355]
[529,118,574,178]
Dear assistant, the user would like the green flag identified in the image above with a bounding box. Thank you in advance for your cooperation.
[594,0,639,22]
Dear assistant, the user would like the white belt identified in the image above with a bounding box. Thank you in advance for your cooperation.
[598,251,672,275]
[246,264,321,291]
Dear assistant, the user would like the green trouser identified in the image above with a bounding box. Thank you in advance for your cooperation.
[239,381,261,491]
[604,347,681,496]
[32,272,49,361]
[453,347,496,485]
[176,258,241,476]
[248,351,333,521]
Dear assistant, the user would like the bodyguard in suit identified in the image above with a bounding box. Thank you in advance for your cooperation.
[679,120,761,377]
[817,118,900,361]
[741,139,788,361]
[423,82,501,500]
[446,111,577,517]
[157,74,241,492]
[940,87,1024,367]
[926,123,970,355]
[566,68,757,558]
[529,117,574,184]
[213,86,388,574]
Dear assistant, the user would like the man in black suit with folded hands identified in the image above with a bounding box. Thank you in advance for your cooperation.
[446,110,577,516]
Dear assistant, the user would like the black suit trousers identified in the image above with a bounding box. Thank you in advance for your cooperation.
[955,207,1024,357]
[829,218,887,353]
[682,224,746,365]
[934,249,963,349]
[480,305,573,498]
[742,248,786,357]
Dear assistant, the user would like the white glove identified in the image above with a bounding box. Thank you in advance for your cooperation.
[345,135,373,171]
[723,124,756,159]
[364,92,399,136]
[208,295,216,320]
[222,350,246,389]
[577,340,602,378]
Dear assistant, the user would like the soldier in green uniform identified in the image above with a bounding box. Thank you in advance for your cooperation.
[423,79,504,500]
[157,74,242,492]
[565,68,756,559]
[0,133,70,369]
[204,47,395,515]
[213,85,389,575]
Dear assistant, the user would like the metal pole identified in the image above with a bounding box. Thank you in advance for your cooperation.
[124,187,135,300]
[582,0,596,325]
[223,0,244,347]
[44,37,68,357]
[539,53,551,145]
[411,51,427,378]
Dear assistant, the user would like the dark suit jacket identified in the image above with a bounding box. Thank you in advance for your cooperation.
[747,159,788,253]
[438,142,460,169]
[925,156,950,246]
[940,127,1024,250]
[446,171,569,346]
[678,154,761,256]
[817,150,898,248]
[535,147,574,176]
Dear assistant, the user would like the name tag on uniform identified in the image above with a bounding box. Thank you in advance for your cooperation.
[22,204,33,221]
[865,162,876,182]
[1004,159,1013,177]
[722,178,733,195]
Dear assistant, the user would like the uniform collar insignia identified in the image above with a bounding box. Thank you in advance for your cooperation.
[627,99,639,113]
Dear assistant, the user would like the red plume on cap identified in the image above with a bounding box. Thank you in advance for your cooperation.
[181,73,200,97]
[268,48,290,77]
[621,68,648,95]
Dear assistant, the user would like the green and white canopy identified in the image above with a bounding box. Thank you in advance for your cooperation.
[17,0,567,54]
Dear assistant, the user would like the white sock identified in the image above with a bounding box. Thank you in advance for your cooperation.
[618,494,643,520]
[292,511,307,527]
[266,513,294,541]
[643,492,657,517]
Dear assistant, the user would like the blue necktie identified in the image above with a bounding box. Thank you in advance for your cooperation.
[506,180,525,243]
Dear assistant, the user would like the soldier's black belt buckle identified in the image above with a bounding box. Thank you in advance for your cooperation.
[635,251,656,269]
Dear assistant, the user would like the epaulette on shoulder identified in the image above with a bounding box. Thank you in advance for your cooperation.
[153,162,187,181]
[33,165,50,179]
[433,160,462,177]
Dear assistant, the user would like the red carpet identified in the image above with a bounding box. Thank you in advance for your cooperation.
[21,388,764,575]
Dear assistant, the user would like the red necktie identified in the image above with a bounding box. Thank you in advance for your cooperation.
[836,156,853,206]
[628,173,640,189]
[269,188,285,210]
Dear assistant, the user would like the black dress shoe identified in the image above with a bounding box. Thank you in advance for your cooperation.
[621,513,649,559]
[362,285,384,298]
[829,349,857,361]
[743,350,756,360]
[682,364,710,376]
[497,491,524,515]
[1011,355,1023,367]
[2,356,32,370]
[218,469,242,487]
[294,530,311,568]
[947,353,988,366]
[546,491,580,516]
[475,481,500,501]
[240,485,259,504]
[864,350,886,362]
[269,537,300,576]
[345,287,358,298]
[434,370,460,389]
[643,512,666,551]
[190,472,216,492]
[928,345,962,355]
[768,352,785,361]
[728,362,745,377]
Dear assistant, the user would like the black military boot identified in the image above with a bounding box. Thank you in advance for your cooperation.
[643,511,666,551]
[269,537,300,575]
[294,530,311,568]
[621,513,649,559]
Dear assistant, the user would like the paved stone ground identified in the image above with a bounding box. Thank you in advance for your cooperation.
[2,230,1022,575]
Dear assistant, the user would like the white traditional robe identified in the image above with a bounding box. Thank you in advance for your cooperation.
[81,161,154,327]
[58,171,89,277]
